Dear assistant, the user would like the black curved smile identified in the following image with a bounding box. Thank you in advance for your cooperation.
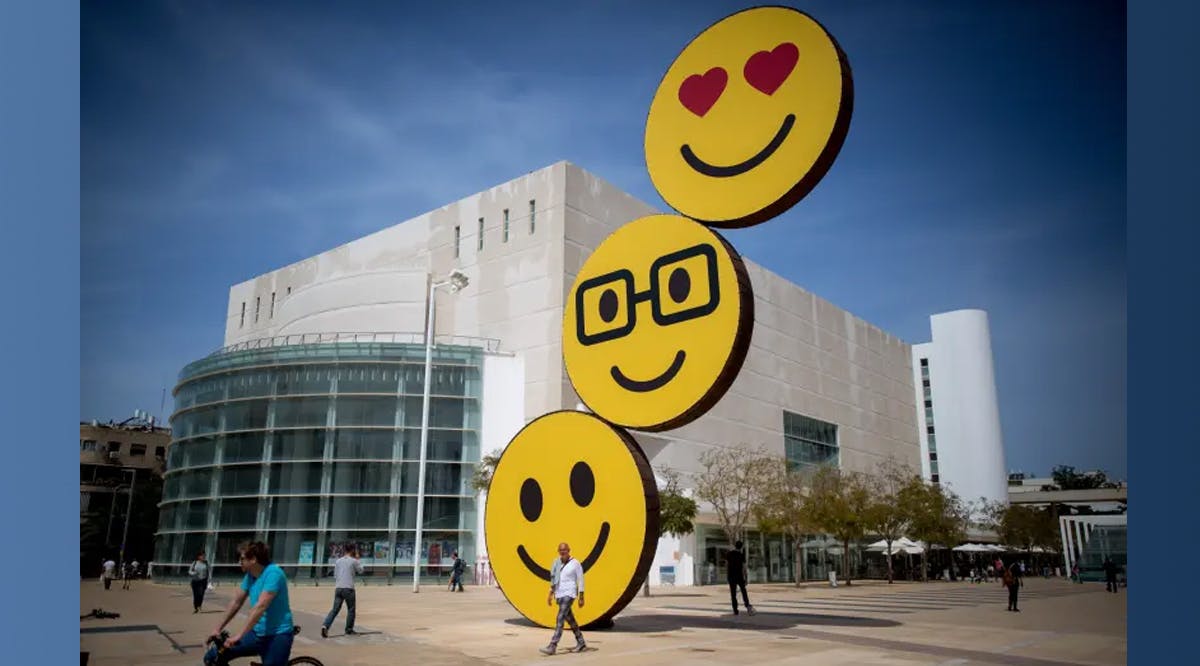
[611,350,686,392]
[680,113,796,178]
[517,522,611,581]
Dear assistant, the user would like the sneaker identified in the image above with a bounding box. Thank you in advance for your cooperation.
[571,642,587,653]
[320,626,328,638]
[345,629,357,636]
[539,645,556,655]
[747,606,757,616]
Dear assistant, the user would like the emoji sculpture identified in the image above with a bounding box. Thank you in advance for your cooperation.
[486,5,851,628]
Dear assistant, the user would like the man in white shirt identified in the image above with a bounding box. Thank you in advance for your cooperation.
[540,542,586,655]
[102,558,116,590]
[321,544,365,638]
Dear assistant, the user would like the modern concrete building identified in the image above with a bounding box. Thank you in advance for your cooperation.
[156,162,1003,586]
[912,310,1008,510]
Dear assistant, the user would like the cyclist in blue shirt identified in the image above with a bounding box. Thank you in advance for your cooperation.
[205,541,294,665]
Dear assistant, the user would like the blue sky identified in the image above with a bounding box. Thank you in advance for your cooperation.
[81,1,1126,478]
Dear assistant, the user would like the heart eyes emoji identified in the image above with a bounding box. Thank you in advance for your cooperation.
[676,42,799,117]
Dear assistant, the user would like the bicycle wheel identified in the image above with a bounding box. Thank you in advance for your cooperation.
[287,657,324,666]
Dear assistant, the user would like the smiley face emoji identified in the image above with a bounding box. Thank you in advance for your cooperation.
[485,411,658,628]
[644,6,853,227]
[563,215,753,431]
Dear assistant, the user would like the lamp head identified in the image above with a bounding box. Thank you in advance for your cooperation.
[447,269,469,293]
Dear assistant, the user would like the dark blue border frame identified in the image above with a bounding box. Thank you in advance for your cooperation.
[1129,0,1200,662]
[0,3,80,665]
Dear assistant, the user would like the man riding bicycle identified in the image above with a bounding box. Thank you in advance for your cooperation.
[204,541,294,665]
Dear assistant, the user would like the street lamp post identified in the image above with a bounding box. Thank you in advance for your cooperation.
[118,468,138,572]
[413,269,468,592]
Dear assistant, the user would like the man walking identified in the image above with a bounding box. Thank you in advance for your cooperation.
[540,543,586,655]
[205,541,294,666]
[1102,557,1120,593]
[321,543,364,637]
[725,540,755,616]
[1003,562,1022,611]
[449,551,465,592]
[101,557,116,590]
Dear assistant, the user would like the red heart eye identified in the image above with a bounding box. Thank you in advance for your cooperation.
[744,42,799,96]
[678,67,728,117]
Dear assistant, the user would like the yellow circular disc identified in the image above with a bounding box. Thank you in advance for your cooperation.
[485,411,658,628]
[644,6,853,227]
[563,215,753,431]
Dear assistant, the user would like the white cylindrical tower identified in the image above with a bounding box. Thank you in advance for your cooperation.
[920,309,1008,508]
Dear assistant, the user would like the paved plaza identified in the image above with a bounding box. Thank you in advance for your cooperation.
[81,577,1125,665]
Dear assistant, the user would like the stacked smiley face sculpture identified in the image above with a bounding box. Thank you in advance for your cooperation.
[485,6,853,628]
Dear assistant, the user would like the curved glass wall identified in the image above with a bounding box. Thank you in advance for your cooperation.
[154,340,484,585]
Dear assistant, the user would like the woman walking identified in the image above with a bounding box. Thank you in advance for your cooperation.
[189,552,210,613]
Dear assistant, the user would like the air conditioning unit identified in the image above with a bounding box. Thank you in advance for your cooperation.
[108,452,121,462]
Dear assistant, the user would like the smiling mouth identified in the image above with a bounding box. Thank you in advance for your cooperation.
[610,350,686,392]
[679,113,796,178]
[517,522,611,581]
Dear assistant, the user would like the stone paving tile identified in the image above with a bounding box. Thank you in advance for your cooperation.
[80,577,1124,666]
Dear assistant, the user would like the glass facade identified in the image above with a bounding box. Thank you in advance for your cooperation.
[783,411,839,470]
[154,341,484,585]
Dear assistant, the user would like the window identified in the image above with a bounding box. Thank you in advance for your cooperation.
[155,446,166,459]
[287,286,292,295]
[453,225,461,258]
[922,379,930,388]
[929,452,938,462]
[130,444,147,457]
[782,411,839,470]
[924,400,932,409]
[477,217,485,251]
[240,302,246,328]
[502,208,509,242]
[255,296,261,323]
[529,199,536,233]
[926,425,935,435]
[80,439,97,452]
[920,358,928,367]
[270,291,276,318]
[931,474,940,484]
[107,441,121,454]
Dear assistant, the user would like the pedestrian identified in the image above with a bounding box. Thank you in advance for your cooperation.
[122,560,134,590]
[321,543,364,638]
[206,541,295,666]
[725,540,756,616]
[102,557,116,591]
[1003,562,1022,612]
[1102,557,1119,593]
[449,551,465,592]
[190,552,211,613]
[539,542,586,655]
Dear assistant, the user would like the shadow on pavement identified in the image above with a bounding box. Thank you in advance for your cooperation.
[504,610,900,633]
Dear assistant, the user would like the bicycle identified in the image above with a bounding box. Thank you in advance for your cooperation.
[204,626,323,666]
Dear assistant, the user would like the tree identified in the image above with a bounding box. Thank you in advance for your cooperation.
[693,445,775,547]
[862,459,923,583]
[986,502,1060,555]
[901,481,965,581]
[753,457,815,586]
[804,466,871,585]
[643,467,698,597]
[1048,465,1108,490]
[470,449,503,496]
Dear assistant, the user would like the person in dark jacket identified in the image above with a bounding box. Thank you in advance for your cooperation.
[1003,562,1022,611]
[725,541,755,616]
[449,551,466,592]
[1102,557,1120,593]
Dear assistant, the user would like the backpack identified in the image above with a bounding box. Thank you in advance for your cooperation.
[1002,568,1014,586]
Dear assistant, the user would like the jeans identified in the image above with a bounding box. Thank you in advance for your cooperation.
[203,630,293,666]
[728,577,751,611]
[549,596,583,647]
[323,588,356,631]
[450,572,464,591]
[103,577,112,590]
[1007,584,1019,609]
[191,579,208,610]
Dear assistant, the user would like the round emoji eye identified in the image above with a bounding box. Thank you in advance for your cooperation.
[668,267,691,304]
[598,289,620,323]
[570,461,595,507]
[520,478,543,522]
